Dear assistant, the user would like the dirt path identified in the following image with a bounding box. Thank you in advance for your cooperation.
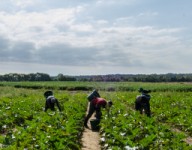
[81,105,192,149]
[81,102,101,150]
[171,128,192,145]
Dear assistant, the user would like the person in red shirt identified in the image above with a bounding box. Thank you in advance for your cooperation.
[84,97,113,128]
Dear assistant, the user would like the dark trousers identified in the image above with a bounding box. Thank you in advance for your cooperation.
[135,96,151,117]
[84,102,102,125]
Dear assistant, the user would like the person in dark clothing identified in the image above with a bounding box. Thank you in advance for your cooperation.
[87,89,100,101]
[135,88,151,117]
[84,97,113,128]
[44,91,61,112]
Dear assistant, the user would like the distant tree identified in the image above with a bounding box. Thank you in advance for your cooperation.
[0,75,3,81]
[57,73,65,81]
[56,73,76,81]
[35,73,51,81]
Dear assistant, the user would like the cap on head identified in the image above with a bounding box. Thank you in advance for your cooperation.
[44,90,53,98]
[138,88,144,92]
[107,100,113,107]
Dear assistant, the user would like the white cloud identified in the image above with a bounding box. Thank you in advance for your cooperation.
[11,0,39,8]
[96,0,138,5]
[0,0,191,75]
[70,24,94,32]
[0,6,84,44]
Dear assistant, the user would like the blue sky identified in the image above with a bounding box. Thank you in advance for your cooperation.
[0,0,192,75]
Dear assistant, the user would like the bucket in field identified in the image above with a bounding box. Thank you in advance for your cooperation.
[90,119,100,130]
[87,90,100,101]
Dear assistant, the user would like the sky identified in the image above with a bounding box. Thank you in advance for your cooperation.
[0,0,192,76]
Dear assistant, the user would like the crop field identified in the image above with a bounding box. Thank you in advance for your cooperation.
[0,81,192,149]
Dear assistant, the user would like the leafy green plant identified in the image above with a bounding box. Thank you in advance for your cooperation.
[0,87,87,149]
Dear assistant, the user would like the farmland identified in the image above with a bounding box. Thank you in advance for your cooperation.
[0,81,192,149]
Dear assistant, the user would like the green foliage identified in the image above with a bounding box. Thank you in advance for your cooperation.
[0,87,87,149]
[1,82,192,149]
[2,81,192,92]
[100,91,192,149]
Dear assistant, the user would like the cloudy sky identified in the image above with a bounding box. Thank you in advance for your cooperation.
[0,0,191,76]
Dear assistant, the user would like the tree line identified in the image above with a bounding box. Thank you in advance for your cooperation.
[1,73,192,82]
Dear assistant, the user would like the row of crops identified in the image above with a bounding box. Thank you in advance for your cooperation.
[0,87,87,149]
[1,81,192,92]
[1,82,192,149]
[100,91,192,149]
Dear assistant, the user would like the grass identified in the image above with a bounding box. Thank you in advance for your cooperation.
[1,81,192,92]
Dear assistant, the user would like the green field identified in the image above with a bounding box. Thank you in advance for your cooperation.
[1,81,192,92]
[0,81,192,149]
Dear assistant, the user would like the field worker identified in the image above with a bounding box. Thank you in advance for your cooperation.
[44,90,61,112]
[87,89,100,101]
[135,88,151,117]
[84,97,113,128]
